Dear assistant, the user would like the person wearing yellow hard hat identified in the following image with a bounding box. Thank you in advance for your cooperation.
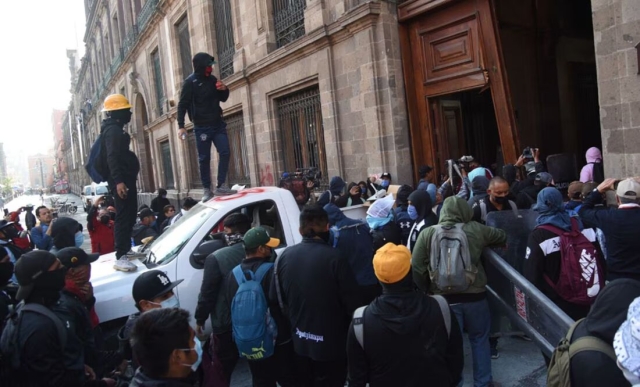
[101,93,141,272]
[177,53,237,202]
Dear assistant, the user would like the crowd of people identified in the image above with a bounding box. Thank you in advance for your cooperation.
[2,48,640,387]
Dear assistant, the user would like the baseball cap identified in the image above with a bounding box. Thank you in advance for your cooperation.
[57,247,99,268]
[138,208,155,219]
[568,181,584,199]
[616,178,640,200]
[15,250,58,301]
[380,172,392,180]
[535,172,553,185]
[132,270,184,305]
[243,227,280,249]
[614,297,640,379]
[373,243,411,284]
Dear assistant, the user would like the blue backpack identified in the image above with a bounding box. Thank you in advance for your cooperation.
[231,263,277,360]
[85,134,109,184]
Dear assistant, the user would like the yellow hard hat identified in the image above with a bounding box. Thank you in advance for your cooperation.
[102,94,132,112]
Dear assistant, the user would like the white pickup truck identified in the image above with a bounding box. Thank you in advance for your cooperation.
[91,187,367,340]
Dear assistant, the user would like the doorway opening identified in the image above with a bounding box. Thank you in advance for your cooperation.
[431,88,500,177]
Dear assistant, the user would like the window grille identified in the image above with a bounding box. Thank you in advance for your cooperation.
[212,0,235,78]
[176,16,192,80]
[160,140,175,189]
[273,0,306,48]
[225,112,250,185]
[151,49,165,116]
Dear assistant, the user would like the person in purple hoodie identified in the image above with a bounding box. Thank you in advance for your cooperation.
[580,147,604,183]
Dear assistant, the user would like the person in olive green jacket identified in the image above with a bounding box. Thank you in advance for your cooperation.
[411,196,506,387]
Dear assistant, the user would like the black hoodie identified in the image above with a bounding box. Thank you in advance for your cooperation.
[406,190,437,252]
[347,275,463,387]
[51,217,80,250]
[569,279,640,387]
[177,53,230,128]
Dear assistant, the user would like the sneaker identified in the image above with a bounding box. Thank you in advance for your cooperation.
[490,337,500,359]
[202,189,214,202]
[491,347,500,359]
[114,258,137,272]
[214,184,237,196]
[125,250,147,260]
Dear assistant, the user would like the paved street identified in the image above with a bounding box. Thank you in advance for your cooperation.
[4,193,546,386]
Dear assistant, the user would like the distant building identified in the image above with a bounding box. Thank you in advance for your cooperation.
[51,109,67,182]
[28,153,55,189]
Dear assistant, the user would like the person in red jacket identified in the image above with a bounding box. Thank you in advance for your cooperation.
[87,196,115,255]
[7,208,32,251]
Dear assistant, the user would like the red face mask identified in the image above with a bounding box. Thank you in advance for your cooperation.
[204,66,213,77]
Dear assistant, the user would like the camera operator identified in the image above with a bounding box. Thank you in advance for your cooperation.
[504,147,545,196]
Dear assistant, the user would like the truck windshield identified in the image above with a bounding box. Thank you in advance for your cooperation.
[149,205,216,266]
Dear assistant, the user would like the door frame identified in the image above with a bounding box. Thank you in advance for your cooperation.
[399,0,519,181]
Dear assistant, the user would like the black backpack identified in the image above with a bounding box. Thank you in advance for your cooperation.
[0,302,67,385]
[85,134,109,184]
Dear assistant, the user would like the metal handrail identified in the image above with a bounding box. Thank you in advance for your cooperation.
[482,247,574,357]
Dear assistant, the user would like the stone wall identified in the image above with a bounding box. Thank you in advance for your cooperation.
[592,0,640,177]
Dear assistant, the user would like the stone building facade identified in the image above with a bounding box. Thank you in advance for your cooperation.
[65,0,411,201]
[592,0,640,178]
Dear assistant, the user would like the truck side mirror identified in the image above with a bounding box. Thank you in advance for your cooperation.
[190,238,227,269]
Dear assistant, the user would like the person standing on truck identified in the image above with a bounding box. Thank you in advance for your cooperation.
[411,196,507,387]
[101,94,141,273]
[177,53,236,201]
[271,206,361,386]
[194,213,252,385]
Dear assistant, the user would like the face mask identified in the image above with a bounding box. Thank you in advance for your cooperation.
[149,294,180,309]
[109,212,116,221]
[381,180,390,189]
[204,66,213,77]
[0,261,14,285]
[407,205,418,221]
[181,336,203,372]
[99,215,110,225]
[224,233,244,246]
[492,196,508,205]
[361,187,367,195]
[35,268,67,294]
[75,232,85,248]
[162,195,167,199]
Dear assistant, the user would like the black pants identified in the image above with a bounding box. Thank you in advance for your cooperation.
[248,341,298,387]
[214,331,239,385]
[295,355,347,387]
[110,178,137,259]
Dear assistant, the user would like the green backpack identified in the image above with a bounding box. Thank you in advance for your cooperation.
[547,318,617,387]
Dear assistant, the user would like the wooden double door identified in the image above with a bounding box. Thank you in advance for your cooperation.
[399,0,518,179]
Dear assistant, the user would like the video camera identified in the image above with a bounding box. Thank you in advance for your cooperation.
[294,167,322,189]
[279,167,322,206]
[446,155,475,171]
[522,147,537,161]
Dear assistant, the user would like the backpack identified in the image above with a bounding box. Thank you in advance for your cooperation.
[85,134,109,184]
[352,295,452,349]
[479,200,519,223]
[0,302,67,383]
[590,161,604,184]
[546,318,616,387]
[230,263,277,360]
[538,219,604,305]
[429,224,477,293]
[330,223,365,248]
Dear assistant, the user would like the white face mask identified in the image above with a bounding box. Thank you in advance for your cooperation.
[150,295,180,309]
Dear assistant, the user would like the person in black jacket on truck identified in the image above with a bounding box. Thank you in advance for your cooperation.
[101,94,141,273]
[177,53,236,201]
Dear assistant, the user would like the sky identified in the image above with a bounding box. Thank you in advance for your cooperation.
[0,0,86,158]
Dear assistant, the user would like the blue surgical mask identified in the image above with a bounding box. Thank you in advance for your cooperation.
[408,205,418,220]
[74,232,84,247]
[361,187,367,195]
[150,295,180,309]
[181,336,203,372]
[381,180,390,189]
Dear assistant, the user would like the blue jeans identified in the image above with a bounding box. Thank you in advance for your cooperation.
[194,123,231,190]
[451,299,492,387]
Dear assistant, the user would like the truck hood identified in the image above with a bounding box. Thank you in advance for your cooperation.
[91,252,150,322]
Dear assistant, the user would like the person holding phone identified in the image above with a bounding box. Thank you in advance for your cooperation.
[177,53,236,201]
